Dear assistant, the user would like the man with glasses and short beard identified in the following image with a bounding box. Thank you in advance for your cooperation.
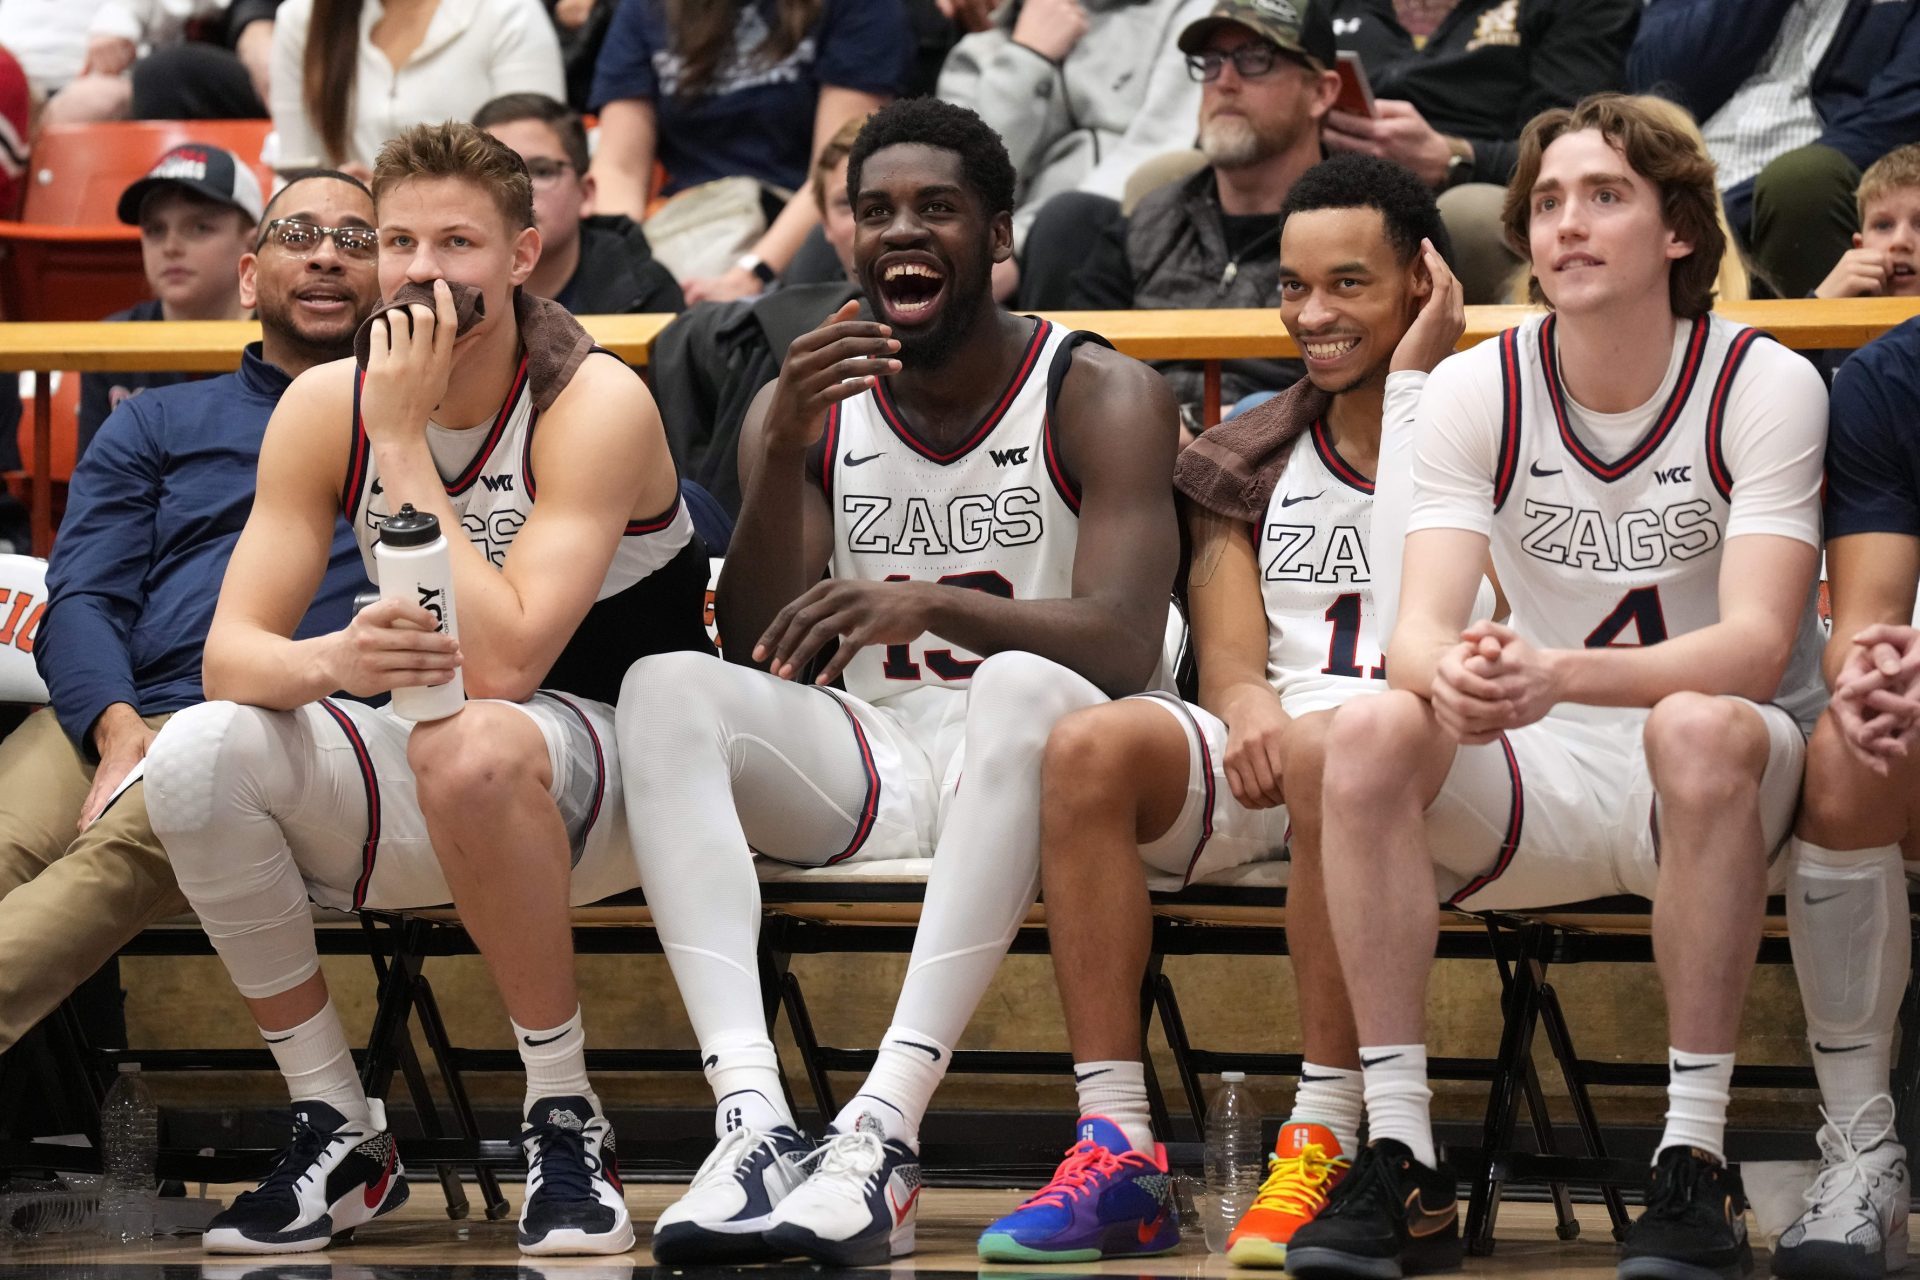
[1063,0,1340,417]
[475,92,684,314]
[0,169,381,1067]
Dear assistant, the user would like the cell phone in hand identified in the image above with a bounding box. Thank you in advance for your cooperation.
[1335,50,1377,117]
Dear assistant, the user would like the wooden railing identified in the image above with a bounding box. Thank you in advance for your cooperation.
[6,296,1918,555]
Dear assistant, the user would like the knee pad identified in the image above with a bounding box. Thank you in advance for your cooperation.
[1788,840,1910,1038]
[145,701,268,849]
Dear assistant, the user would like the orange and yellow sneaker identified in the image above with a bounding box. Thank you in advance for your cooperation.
[1224,1121,1350,1268]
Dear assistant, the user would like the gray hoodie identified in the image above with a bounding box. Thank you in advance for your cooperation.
[938,0,1211,239]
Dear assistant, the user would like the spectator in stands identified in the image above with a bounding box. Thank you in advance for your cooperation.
[1630,0,1920,301]
[79,144,263,458]
[42,0,228,123]
[780,113,867,285]
[271,0,563,173]
[0,45,29,219]
[1324,0,1640,303]
[938,0,1212,266]
[588,0,908,302]
[474,92,684,313]
[1061,0,1341,415]
[0,0,112,100]
[1816,144,1920,300]
[129,0,277,120]
[0,170,378,1060]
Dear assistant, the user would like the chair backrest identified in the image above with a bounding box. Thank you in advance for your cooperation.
[0,554,48,704]
[16,372,81,485]
[22,120,274,228]
[0,225,146,322]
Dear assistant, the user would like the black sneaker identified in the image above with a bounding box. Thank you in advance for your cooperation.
[1618,1146,1753,1280]
[1282,1138,1462,1278]
[517,1095,633,1256]
[203,1100,407,1254]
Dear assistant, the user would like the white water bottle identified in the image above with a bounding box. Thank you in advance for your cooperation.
[375,504,464,722]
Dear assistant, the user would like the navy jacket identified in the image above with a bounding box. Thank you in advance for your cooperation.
[1629,0,1920,229]
[37,345,368,753]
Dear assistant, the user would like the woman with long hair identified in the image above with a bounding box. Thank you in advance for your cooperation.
[588,0,910,301]
[272,0,564,172]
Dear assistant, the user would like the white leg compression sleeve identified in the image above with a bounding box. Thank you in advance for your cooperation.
[1788,838,1908,1116]
[872,653,1108,1124]
[146,701,363,1000]
[616,651,897,1049]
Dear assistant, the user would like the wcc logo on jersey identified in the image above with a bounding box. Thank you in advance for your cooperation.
[842,488,1046,555]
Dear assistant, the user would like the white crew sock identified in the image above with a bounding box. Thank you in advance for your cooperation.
[1289,1061,1364,1158]
[1074,1060,1154,1154]
[512,1007,597,1120]
[1359,1044,1435,1168]
[700,1031,793,1137]
[1658,1048,1735,1164]
[264,1000,371,1128]
[833,1025,950,1150]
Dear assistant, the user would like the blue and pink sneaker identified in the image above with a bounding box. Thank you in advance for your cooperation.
[976,1116,1180,1262]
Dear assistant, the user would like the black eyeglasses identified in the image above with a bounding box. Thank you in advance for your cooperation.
[257,218,380,258]
[1186,42,1304,82]
[523,157,577,186]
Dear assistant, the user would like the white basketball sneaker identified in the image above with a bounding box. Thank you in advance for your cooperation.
[762,1112,921,1266]
[1773,1094,1910,1279]
[651,1123,813,1263]
[517,1095,634,1256]
[202,1099,407,1253]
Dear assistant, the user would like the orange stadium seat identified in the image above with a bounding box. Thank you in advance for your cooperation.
[0,120,273,323]
[3,371,80,517]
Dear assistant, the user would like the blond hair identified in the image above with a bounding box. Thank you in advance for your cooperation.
[372,121,534,233]
[810,113,870,214]
[1857,144,1920,222]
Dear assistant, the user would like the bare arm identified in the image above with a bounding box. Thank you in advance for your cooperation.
[1824,533,1920,688]
[590,98,658,222]
[1189,504,1277,722]
[1385,525,1492,698]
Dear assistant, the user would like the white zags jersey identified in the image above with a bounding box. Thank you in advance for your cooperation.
[1260,420,1385,709]
[344,352,693,599]
[1486,313,1825,726]
[822,318,1084,705]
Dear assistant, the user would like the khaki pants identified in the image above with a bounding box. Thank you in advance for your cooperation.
[0,707,185,1052]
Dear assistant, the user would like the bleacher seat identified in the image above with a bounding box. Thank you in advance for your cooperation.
[3,373,78,518]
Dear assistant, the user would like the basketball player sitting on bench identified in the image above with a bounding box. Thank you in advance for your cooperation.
[144,121,711,1258]
[617,98,1180,1268]
[1294,94,1829,1280]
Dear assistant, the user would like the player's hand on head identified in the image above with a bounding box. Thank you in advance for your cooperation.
[753,576,934,684]
[360,279,459,444]
[1814,248,1890,299]
[762,300,901,454]
[322,596,463,698]
[1391,238,1465,375]
[1222,691,1289,809]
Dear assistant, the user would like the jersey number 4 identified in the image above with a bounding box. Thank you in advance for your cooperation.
[882,571,1015,680]
[1585,586,1668,648]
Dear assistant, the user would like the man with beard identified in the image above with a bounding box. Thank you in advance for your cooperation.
[0,170,380,1059]
[618,97,1180,1267]
[1065,0,1339,416]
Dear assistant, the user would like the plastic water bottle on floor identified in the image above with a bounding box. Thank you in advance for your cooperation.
[99,1062,158,1243]
[1201,1070,1263,1252]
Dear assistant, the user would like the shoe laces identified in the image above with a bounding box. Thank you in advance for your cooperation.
[797,1129,886,1201]
[1316,1145,1401,1220]
[523,1122,600,1203]
[1250,1142,1344,1218]
[1021,1140,1128,1210]
[689,1125,763,1192]
[1642,1150,1734,1225]
[1805,1097,1900,1212]
[232,1112,342,1207]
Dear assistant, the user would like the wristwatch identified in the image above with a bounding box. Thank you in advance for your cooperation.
[1443,137,1477,190]
[736,252,778,286]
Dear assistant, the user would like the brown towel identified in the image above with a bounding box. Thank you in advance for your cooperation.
[353,281,597,413]
[1173,378,1332,524]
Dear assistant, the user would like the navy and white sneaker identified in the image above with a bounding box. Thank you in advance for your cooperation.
[203,1099,407,1254]
[651,1123,813,1263]
[762,1112,921,1266]
[517,1095,633,1256]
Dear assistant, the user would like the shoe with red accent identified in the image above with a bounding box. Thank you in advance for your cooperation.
[762,1110,922,1266]
[975,1116,1179,1262]
[203,1099,408,1253]
[1225,1122,1352,1267]
[517,1095,633,1255]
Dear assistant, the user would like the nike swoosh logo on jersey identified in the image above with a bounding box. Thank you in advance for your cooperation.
[1403,1188,1457,1237]
[895,1039,943,1061]
[1360,1052,1402,1068]
[1803,890,1847,905]
[844,451,885,467]
[1280,491,1325,507]
[1672,1060,1715,1072]
[1528,461,1561,477]
[522,1030,569,1047]
[1815,1042,1869,1054]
